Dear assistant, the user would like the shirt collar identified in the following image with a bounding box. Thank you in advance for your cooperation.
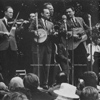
[3,17,8,24]
[72,17,76,22]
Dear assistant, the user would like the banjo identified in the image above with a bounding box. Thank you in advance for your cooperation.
[34,28,48,43]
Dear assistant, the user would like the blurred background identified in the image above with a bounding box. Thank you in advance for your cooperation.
[0,0,100,25]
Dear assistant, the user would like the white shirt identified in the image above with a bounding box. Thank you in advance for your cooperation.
[41,18,47,27]
[87,43,100,55]
[87,42,100,62]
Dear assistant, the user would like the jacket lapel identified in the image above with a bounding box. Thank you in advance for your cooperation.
[2,19,10,32]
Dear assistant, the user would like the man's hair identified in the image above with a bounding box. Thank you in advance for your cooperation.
[83,71,98,88]
[80,86,99,100]
[4,6,13,12]
[66,6,75,11]
[43,2,52,8]
[23,73,40,90]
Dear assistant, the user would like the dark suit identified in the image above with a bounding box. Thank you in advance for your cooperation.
[0,19,17,50]
[57,37,69,70]
[30,89,55,100]
[0,18,18,84]
[60,17,89,85]
[29,18,54,86]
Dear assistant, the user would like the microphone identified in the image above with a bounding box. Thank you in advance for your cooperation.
[62,15,67,23]
[88,14,92,29]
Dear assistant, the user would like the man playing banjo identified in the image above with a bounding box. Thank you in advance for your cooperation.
[29,7,55,89]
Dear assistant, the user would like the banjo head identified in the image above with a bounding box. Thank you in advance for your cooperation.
[34,28,47,43]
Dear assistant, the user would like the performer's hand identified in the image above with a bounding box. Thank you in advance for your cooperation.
[73,34,79,38]
[54,32,58,35]
[87,55,91,61]
[68,58,71,63]
[87,55,94,64]
[4,32,10,36]
[34,30,38,36]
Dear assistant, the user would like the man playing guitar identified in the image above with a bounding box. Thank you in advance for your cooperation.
[64,6,89,85]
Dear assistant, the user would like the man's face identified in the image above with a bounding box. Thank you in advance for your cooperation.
[46,4,54,16]
[30,13,35,20]
[66,8,75,19]
[5,7,13,19]
[42,9,50,20]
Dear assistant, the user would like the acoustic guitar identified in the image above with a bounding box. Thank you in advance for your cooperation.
[67,23,100,50]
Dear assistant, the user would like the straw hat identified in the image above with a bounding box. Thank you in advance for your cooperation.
[54,83,79,99]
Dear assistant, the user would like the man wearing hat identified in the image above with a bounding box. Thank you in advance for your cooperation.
[54,83,79,100]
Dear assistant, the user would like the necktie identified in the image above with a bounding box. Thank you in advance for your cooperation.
[44,20,47,29]
[71,18,77,27]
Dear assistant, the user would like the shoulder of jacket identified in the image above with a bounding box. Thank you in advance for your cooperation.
[76,17,83,20]
[0,19,3,22]
[47,20,53,25]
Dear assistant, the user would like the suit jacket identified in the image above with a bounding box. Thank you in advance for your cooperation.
[67,17,89,30]
[60,17,89,51]
[30,89,54,100]
[0,19,17,51]
[29,18,54,53]
[57,37,69,63]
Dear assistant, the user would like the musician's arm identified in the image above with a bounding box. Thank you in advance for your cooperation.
[0,31,10,36]
[82,18,89,30]
[0,24,9,36]
[58,44,69,62]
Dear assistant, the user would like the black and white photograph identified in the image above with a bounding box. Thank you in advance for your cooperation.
[0,0,100,100]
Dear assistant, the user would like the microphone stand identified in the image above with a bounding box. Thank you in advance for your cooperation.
[35,13,40,78]
[71,28,74,85]
[64,20,70,83]
[88,14,93,71]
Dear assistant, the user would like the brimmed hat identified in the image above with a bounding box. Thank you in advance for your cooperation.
[54,83,79,99]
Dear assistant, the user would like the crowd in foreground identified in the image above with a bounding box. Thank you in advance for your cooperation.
[0,71,99,100]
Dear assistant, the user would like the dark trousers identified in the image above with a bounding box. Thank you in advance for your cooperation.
[69,43,87,85]
[0,47,18,85]
[93,59,100,77]
[32,43,52,86]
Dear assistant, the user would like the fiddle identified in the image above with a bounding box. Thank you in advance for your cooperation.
[8,19,29,25]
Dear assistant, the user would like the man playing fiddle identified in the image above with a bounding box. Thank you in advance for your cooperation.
[0,6,18,85]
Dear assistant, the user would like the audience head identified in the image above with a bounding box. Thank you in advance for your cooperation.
[2,92,29,100]
[80,86,99,100]
[9,76,24,91]
[54,83,79,100]
[23,73,40,91]
[55,71,68,84]
[83,71,98,88]
[0,82,8,91]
